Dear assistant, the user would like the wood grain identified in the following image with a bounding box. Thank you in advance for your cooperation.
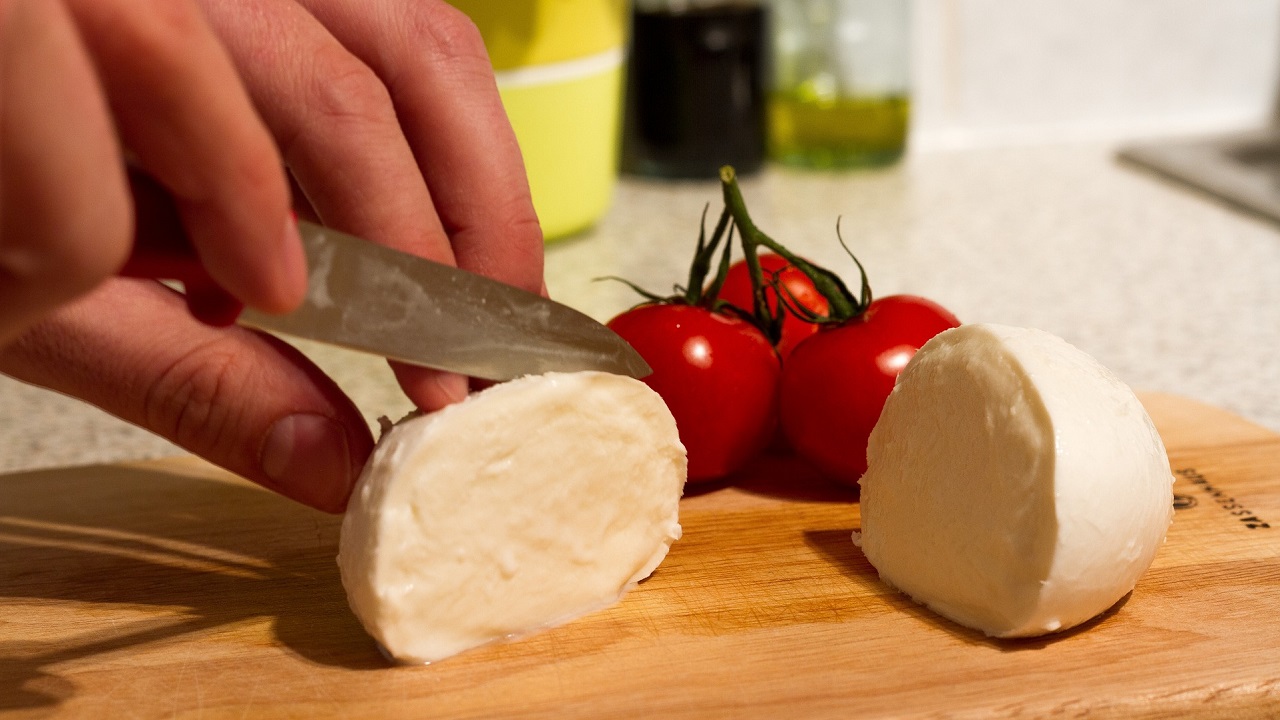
[1,392,1278,719]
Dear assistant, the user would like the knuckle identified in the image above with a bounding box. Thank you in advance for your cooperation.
[304,46,398,132]
[142,337,250,459]
[504,215,547,291]
[150,0,204,39]
[226,147,288,214]
[124,0,209,60]
[2,190,131,299]
[405,2,492,72]
[95,178,135,262]
[487,190,544,251]
[66,212,131,291]
[505,213,545,260]
[456,212,545,292]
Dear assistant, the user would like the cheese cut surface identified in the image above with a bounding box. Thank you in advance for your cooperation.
[857,323,1174,638]
[338,372,687,664]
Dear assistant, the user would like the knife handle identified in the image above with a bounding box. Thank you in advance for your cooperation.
[121,168,245,327]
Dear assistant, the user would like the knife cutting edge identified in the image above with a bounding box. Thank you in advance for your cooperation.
[122,169,651,382]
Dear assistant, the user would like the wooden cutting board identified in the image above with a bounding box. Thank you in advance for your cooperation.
[2,393,1279,719]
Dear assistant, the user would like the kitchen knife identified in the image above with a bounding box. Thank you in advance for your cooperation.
[241,221,650,380]
[124,170,650,381]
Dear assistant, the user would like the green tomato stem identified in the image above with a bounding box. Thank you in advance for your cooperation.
[718,166,866,322]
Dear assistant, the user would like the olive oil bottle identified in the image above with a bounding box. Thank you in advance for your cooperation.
[768,92,910,168]
[768,0,910,170]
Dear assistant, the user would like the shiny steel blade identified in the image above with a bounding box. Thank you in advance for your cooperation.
[239,222,650,381]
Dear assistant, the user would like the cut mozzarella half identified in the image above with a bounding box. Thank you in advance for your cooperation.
[338,372,687,664]
[857,323,1173,638]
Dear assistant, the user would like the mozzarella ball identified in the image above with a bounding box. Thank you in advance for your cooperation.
[857,324,1173,637]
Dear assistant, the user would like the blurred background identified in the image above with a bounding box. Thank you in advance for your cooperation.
[910,0,1277,151]
[450,0,1280,239]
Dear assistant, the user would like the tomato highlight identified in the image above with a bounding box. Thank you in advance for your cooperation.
[719,254,828,360]
[609,305,780,482]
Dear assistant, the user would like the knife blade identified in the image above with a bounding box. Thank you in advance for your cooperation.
[124,169,650,381]
[239,222,650,381]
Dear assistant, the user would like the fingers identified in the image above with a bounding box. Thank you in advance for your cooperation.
[63,0,306,314]
[307,1,549,409]
[197,0,453,263]
[197,0,545,409]
[0,0,131,347]
[295,0,544,292]
[195,0,472,409]
[0,280,374,513]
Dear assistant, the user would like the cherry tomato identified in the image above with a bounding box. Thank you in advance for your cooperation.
[608,304,781,482]
[780,295,960,486]
[719,254,829,360]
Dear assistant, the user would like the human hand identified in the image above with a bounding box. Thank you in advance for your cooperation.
[0,0,307,347]
[0,0,544,512]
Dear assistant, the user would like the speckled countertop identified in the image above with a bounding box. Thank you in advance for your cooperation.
[2,142,1278,474]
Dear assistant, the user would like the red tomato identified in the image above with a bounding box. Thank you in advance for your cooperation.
[718,254,829,359]
[780,295,960,486]
[608,304,781,482]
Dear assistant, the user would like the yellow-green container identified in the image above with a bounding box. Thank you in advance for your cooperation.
[450,1,628,241]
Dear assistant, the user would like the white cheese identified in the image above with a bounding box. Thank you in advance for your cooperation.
[857,323,1173,638]
[338,372,686,664]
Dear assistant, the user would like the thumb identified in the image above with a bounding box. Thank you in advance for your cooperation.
[0,279,374,513]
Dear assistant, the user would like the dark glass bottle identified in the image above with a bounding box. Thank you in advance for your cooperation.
[621,1,768,179]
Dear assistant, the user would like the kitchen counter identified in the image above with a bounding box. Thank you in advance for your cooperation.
[1,142,1278,474]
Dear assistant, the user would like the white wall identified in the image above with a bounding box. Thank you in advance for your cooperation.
[910,0,1280,149]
